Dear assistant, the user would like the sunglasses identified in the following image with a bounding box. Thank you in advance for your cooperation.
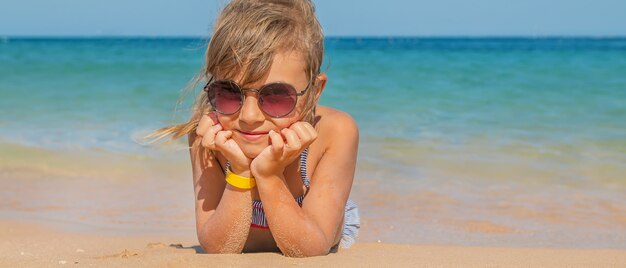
[204,78,310,118]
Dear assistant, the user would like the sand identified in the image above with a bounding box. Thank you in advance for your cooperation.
[2,219,626,267]
[2,143,626,267]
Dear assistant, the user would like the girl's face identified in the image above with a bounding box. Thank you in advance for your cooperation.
[216,51,314,159]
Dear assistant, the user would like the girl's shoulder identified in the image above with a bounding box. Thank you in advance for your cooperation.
[314,105,359,144]
[316,105,358,128]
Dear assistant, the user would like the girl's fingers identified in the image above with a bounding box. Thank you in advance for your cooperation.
[281,128,301,151]
[269,130,284,155]
[215,131,251,170]
[215,130,243,158]
[289,123,310,141]
[302,123,318,148]
[196,116,209,137]
[200,124,222,149]
[214,130,236,159]
[302,122,318,141]
[214,130,232,148]
[289,122,316,145]
[196,112,218,137]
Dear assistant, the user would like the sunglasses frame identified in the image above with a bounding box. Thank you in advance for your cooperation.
[203,77,311,118]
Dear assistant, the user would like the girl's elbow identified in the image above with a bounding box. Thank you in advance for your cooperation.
[198,235,243,254]
[304,248,331,258]
[284,248,330,258]
[200,243,242,254]
[198,239,221,254]
[281,242,331,258]
[279,228,337,257]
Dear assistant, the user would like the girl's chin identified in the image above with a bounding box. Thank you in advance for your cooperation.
[241,148,263,159]
[233,138,267,159]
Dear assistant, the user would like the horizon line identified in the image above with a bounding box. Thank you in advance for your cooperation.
[3,35,626,39]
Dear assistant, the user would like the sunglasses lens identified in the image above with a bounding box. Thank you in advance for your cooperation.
[208,81,241,114]
[259,83,298,117]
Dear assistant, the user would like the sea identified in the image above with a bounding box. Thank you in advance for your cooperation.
[1,37,625,248]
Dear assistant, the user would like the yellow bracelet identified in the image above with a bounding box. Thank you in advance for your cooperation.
[225,170,256,189]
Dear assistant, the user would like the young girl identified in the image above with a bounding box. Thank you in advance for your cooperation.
[149,0,359,257]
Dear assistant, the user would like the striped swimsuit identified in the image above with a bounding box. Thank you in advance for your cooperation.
[225,149,360,248]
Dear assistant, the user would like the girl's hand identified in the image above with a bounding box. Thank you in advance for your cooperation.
[251,122,318,179]
[196,112,252,175]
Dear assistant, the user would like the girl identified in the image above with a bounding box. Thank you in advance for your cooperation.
[149,0,359,257]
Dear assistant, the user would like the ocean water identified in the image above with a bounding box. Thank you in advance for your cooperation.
[1,37,626,247]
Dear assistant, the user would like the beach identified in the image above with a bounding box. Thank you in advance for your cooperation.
[2,219,626,267]
[1,37,626,266]
[2,141,626,267]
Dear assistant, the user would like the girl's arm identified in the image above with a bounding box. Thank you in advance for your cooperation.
[189,132,253,253]
[255,111,359,257]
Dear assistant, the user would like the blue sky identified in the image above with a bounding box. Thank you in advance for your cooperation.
[1,0,625,36]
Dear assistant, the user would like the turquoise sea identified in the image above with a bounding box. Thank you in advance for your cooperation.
[1,37,625,248]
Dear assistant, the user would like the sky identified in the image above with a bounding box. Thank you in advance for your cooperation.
[1,0,625,37]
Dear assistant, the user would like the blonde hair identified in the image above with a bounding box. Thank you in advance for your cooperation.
[146,0,324,142]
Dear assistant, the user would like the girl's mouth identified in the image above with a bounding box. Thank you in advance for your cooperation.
[237,130,269,141]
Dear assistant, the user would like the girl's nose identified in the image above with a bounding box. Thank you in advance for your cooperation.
[239,93,265,125]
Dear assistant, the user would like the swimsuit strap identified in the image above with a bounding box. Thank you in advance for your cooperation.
[225,148,310,188]
[300,148,311,188]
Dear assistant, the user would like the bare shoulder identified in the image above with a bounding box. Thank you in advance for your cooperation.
[316,105,358,130]
[315,105,359,145]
